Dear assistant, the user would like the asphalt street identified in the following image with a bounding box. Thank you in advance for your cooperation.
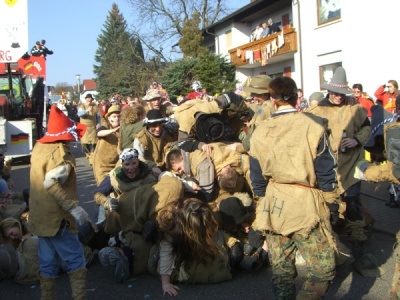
[1,144,399,299]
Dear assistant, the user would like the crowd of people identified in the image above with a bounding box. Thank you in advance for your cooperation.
[2,69,400,299]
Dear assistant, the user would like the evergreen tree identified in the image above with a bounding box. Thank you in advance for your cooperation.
[94,3,146,100]
[161,52,236,101]
[161,58,197,101]
[193,52,237,95]
[179,12,208,58]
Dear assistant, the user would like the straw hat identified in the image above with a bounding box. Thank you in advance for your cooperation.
[105,105,121,118]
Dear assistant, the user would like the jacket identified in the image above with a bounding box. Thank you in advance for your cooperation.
[28,143,78,236]
[374,85,398,113]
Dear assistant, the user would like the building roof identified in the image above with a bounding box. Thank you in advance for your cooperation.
[83,79,97,91]
[204,0,290,33]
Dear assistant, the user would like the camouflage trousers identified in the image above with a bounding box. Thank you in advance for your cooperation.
[266,225,335,300]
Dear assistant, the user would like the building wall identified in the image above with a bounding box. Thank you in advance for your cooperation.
[208,0,400,99]
[298,0,400,99]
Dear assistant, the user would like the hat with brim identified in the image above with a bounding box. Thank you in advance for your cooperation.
[38,106,87,143]
[364,105,394,154]
[353,254,384,277]
[195,112,224,143]
[143,89,162,101]
[143,109,168,126]
[85,93,94,100]
[105,105,121,118]
[309,91,325,102]
[239,90,252,100]
[243,75,272,94]
[321,67,352,94]
[219,196,249,225]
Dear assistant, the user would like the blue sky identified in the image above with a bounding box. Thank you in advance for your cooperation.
[28,0,245,87]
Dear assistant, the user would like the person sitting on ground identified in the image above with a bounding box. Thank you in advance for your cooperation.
[99,173,184,277]
[93,148,158,224]
[212,195,269,272]
[0,217,95,285]
[0,179,27,222]
[154,198,232,296]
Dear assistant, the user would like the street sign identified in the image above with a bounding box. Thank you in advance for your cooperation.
[0,0,28,63]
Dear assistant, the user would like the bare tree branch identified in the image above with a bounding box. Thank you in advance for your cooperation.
[126,0,234,60]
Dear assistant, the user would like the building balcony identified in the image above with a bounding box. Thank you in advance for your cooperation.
[228,27,297,68]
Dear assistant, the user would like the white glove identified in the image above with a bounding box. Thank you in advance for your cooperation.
[354,160,371,181]
[70,206,89,225]
[104,198,119,212]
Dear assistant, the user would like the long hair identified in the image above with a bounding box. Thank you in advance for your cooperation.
[157,198,219,266]
[0,218,22,246]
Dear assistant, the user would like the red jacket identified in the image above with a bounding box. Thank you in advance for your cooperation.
[356,95,374,118]
[374,85,398,113]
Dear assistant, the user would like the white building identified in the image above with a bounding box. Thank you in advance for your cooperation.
[204,0,400,99]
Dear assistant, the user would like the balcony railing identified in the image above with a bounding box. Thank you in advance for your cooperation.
[228,27,297,67]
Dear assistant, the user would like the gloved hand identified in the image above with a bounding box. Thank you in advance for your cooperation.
[70,206,89,225]
[326,202,340,226]
[229,243,243,267]
[104,198,119,212]
[354,160,371,180]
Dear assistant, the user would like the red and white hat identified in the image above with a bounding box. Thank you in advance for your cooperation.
[37,105,87,143]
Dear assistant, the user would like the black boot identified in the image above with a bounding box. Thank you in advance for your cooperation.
[386,193,395,206]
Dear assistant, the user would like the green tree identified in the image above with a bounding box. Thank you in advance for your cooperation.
[161,52,236,101]
[161,58,197,101]
[193,52,237,95]
[93,3,147,100]
[179,12,208,58]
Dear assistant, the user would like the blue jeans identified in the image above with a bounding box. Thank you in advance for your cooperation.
[38,225,85,277]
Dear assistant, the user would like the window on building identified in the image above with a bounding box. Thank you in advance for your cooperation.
[225,30,232,50]
[317,0,341,25]
[320,62,342,87]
